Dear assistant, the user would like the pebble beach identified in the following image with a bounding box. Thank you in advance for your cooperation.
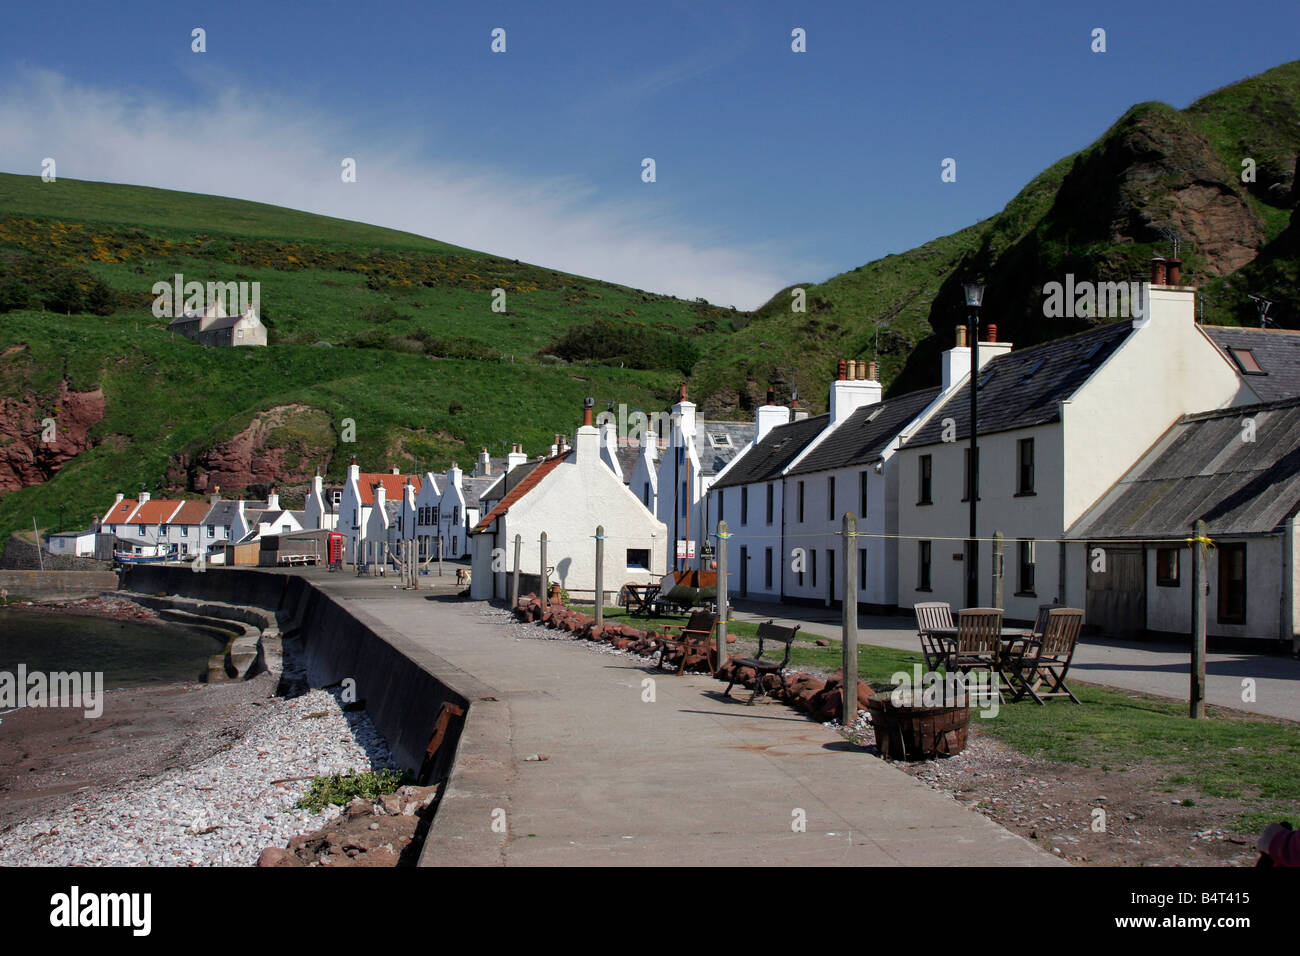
[0,686,399,866]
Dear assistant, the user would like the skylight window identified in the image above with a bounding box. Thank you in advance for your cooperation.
[866,406,884,422]
[1082,343,1104,363]
[1229,347,1266,375]
[1018,359,1045,383]
[977,370,996,389]
[709,433,731,446]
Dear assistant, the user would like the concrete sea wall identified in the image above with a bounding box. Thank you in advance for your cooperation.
[0,569,120,598]
[119,566,470,781]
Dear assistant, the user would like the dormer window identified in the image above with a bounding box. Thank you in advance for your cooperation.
[1228,347,1265,375]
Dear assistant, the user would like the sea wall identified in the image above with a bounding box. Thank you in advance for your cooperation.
[0,569,119,598]
[119,566,470,779]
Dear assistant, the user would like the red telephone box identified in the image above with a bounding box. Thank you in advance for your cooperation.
[328,532,345,566]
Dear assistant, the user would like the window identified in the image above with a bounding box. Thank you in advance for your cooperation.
[1017,438,1035,495]
[918,455,932,505]
[810,548,817,588]
[741,487,748,525]
[180,526,188,537]
[138,524,146,534]
[859,471,868,519]
[962,448,980,502]
[1018,359,1045,383]
[1156,548,1180,587]
[626,549,650,570]
[918,541,932,591]
[207,525,215,538]
[282,523,291,533]
[1218,544,1247,624]
[765,484,774,525]
[797,481,805,522]
[1228,348,1265,375]
[452,536,458,554]
[827,476,836,521]
[453,506,460,524]
[332,491,342,506]
[710,433,730,447]
[681,483,688,517]
[644,482,652,508]
[764,548,773,589]
[1017,539,1036,596]
[859,547,867,592]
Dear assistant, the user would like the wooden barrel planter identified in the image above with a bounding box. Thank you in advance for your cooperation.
[867,695,970,761]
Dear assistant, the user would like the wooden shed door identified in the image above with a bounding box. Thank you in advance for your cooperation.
[1086,545,1146,637]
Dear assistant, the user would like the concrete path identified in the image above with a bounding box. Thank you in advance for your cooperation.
[314,578,1059,866]
[728,601,1300,722]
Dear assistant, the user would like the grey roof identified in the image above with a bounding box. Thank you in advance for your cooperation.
[461,476,497,510]
[697,420,757,476]
[203,314,249,331]
[614,442,642,483]
[788,388,941,476]
[481,459,542,503]
[909,322,1134,446]
[711,414,829,489]
[1068,397,1300,540]
[1202,326,1300,402]
[201,501,241,526]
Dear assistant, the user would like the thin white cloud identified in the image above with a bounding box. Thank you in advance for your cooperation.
[0,69,813,310]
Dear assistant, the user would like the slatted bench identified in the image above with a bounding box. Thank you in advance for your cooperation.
[724,620,801,703]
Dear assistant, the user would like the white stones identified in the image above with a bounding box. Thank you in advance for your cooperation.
[0,688,398,867]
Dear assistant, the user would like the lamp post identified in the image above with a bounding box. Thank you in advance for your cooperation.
[963,278,985,609]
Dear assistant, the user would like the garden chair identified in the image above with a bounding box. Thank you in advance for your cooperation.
[655,610,720,675]
[913,602,953,671]
[1005,607,1084,704]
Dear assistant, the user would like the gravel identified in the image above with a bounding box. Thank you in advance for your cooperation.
[0,687,399,867]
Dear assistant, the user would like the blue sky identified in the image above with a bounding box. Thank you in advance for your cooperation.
[1,0,1296,308]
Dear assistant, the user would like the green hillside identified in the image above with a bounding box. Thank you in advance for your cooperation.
[692,60,1300,412]
[0,174,736,542]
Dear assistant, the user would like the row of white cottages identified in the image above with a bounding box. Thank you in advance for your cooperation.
[471,274,1300,647]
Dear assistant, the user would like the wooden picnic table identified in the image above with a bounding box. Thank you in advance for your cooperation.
[621,582,661,615]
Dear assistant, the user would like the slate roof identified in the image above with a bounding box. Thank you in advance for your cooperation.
[481,459,542,503]
[788,388,942,476]
[908,321,1134,446]
[1067,397,1300,540]
[202,501,243,527]
[696,420,757,476]
[1202,326,1300,402]
[710,414,829,489]
[461,475,497,511]
[473,452,570,533]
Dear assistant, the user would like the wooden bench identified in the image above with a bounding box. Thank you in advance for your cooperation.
[655,610,720,676]
[724,620,801,703]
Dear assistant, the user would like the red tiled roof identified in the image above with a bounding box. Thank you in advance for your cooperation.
[101,499,138,524]
[473,452,568,533]
[129,500,186,524]
[357,473,421,505]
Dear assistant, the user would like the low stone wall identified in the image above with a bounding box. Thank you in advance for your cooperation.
[0,569,120,597]
[119,566,471,778]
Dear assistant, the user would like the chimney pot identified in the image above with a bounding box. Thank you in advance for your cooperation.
[1151,257,1167,285]
[956,326,967,348]
[986,324,998,343]
[867,360,878,381]
[766,386,775,405]
[837,358,847,381]
[1166,258,1181,285]
[678,382,688,402]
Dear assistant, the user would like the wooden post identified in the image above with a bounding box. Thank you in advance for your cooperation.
[510,533,521,609]
[1191,519,1207,719]
[715,521,729,673]
[842,513,859,726]
[540,532,549,598]
[594,525,605,628]
[992,530,1004,609]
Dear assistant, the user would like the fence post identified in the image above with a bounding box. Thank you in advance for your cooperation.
[843,513,859,727]
[510,533,521,608]
[992,530,1004,609]
[595,524,605,628]
[715,520,729,672]
[540,532,549,599]
[1191,519,1207,719]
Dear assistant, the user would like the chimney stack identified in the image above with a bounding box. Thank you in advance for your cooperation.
[829,356,882,425]
[267,485,280,512]
[1151,257,1168,285]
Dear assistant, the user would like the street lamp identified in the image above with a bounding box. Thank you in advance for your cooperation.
[963,277,986,609]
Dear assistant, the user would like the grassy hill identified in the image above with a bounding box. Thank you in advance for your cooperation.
[0,175,738,542]
[691,60,1300,412]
